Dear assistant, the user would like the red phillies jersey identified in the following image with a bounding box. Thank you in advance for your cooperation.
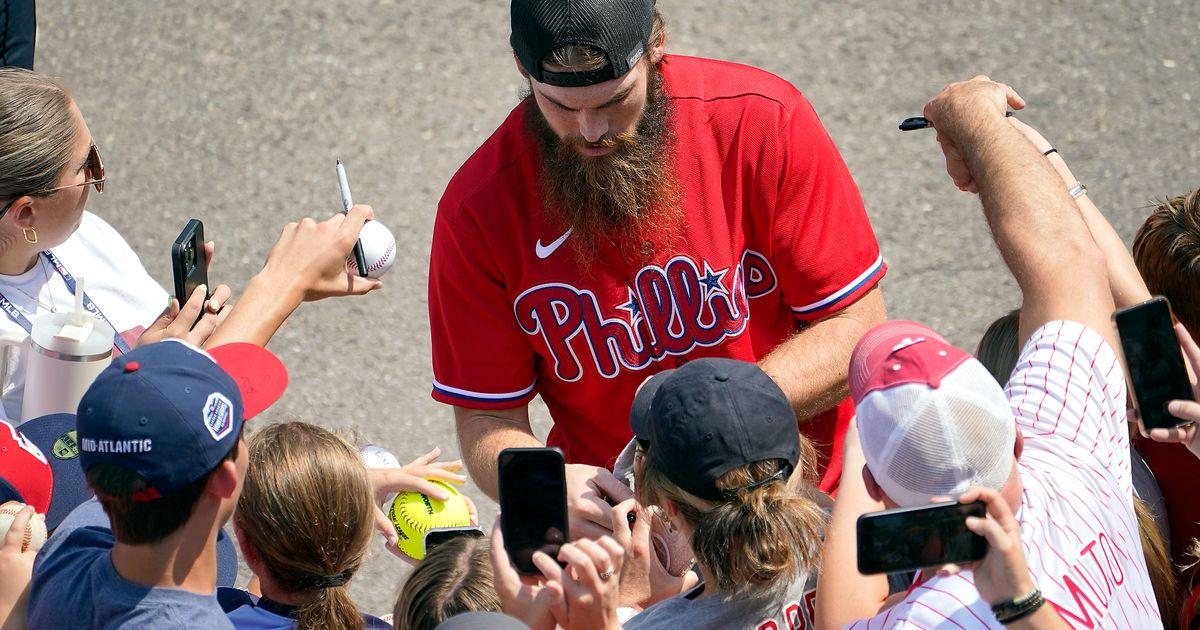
[429,56,885,492]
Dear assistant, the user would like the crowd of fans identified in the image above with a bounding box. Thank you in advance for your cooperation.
[1,1,1198,629]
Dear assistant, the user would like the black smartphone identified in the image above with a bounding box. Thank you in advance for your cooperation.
[423,526,485,557]
[498,447,569,575]
[1114,296,1195,430]
[171,219,209,318]
[857,501,987,575]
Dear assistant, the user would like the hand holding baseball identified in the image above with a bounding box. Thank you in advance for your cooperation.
[0,504,43,628]
[258,204,384,302]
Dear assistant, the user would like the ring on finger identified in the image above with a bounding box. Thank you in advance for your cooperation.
[599,566,615,581]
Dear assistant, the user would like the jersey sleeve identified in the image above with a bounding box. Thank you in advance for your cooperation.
[765,95,886,321]
[427,205,538,410]
[1005,320,1131,494]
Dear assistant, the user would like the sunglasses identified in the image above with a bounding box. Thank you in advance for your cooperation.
[0,143,106,218]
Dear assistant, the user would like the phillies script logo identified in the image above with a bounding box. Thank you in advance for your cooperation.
[514,252,778,382]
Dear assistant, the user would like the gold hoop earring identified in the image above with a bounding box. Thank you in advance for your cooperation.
[22,228,37,244]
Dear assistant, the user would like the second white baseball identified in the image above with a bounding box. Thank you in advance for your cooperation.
[0,501,47,552]
[347,220,397,279]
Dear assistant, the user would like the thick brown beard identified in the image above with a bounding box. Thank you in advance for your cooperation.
[525,65,681,267]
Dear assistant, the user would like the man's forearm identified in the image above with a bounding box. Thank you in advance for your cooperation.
[759,286,886,420]
[454,407,542,500]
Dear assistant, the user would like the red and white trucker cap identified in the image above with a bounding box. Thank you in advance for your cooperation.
[849,320,1016,507]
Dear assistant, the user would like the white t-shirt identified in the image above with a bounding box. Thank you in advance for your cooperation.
[0,212,166,422]
[849,320,1161,628]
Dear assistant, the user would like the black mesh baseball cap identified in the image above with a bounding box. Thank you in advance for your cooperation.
[629,358,800,502]
[511,0,657,87]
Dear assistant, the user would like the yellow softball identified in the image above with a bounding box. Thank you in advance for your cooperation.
[388,480,471,561]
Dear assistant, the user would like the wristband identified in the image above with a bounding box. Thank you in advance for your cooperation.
[991,588,1045,625]
[1042,147,1058,157]
[1068,182,1087,199]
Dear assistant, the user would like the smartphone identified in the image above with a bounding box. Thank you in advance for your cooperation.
[1114,296,1195,430]
[498,447,569,575]
[857,501,987,575]
[423,526,485,557]
[171,219,209,316]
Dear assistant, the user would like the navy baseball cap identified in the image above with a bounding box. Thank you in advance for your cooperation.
[629,358,800,502]
[16,413,91,529]
[77,340,287,501]
[511,0,656,87]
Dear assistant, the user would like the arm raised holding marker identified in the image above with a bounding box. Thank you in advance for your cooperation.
[204,205,383,349]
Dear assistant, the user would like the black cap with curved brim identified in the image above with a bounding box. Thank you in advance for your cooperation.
[632,358,800,502]
[18,413,91,530]
[511,0,656,87]
[629,369,674,440]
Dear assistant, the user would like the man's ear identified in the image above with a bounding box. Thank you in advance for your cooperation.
[205,459,240,501]
[1013,430,1024,460]
[862,464,884,503]
[646,28,666,65]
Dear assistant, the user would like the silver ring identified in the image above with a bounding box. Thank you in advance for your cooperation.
[599,568,614,581]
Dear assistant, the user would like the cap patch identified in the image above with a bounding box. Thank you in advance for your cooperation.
[203,393,234,441]
[51,431,79,461]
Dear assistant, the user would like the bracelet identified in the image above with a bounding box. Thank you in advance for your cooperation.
[1068,182,1087,199]
[1042,147,1058,157]
[991,588,1045,625]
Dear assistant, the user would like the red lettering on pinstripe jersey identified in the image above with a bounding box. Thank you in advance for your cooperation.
[757,622,779,630]
[1098,533,1125,586]
[1052,573,1104,628]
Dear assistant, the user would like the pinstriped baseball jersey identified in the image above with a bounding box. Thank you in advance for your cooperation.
[428,55,885,490]
[849,321,1161,628]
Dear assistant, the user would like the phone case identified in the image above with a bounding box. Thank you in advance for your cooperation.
[171,219,209,317]
[498,447,569,575]
[1114,297,1194,430]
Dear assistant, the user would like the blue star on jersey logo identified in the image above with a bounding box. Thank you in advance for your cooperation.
[698,262,729,299]
[617,287,643,326]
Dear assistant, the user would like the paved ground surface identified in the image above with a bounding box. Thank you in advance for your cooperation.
[36,0,1199,615]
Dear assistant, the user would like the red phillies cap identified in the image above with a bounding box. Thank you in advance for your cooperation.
[848,320,1016,507]
[0,419,53,515]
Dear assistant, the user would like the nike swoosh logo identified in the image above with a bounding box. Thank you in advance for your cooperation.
[535,228,573,259]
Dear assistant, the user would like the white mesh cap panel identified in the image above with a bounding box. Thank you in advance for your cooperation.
[857,359,1015,506]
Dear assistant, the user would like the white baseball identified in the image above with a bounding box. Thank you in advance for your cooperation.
[0,501,47,552]
[358,444,402,469]
[347,220,397,279]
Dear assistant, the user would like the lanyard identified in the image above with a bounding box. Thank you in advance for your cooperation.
[0,251,132,355]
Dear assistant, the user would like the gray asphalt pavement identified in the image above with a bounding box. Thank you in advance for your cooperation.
[37,0,1199,615]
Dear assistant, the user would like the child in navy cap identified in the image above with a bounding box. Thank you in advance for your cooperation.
[26,339,286,629]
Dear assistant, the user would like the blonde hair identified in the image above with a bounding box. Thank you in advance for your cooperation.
[1136,496,1180,629]
[234,422,375,630]
[541,12,666,72]
[636,439,826,595]
[0,68,78,202]
[393,534,498,630]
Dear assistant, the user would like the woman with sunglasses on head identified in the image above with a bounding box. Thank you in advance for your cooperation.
[0,67,228,421]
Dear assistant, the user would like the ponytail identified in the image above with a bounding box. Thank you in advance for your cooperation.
[295,581,364,630]
[638,451,826,595]
[234,422,375,630]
